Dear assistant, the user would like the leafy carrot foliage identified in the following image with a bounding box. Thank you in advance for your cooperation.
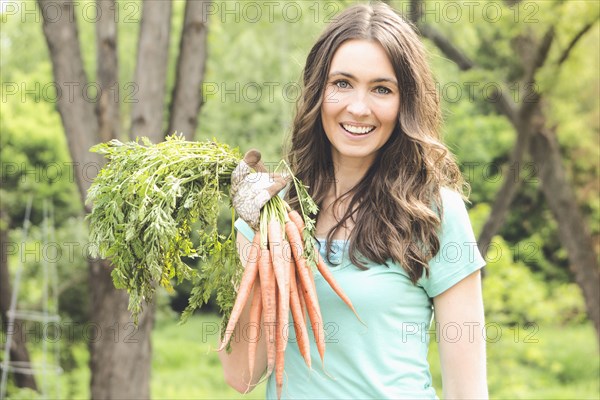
[87,135,242,323]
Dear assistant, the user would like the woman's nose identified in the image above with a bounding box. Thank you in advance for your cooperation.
[346,94,371,117]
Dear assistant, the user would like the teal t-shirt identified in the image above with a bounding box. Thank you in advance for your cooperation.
[234,187,485,399]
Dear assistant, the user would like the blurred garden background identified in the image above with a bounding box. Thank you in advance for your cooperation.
[1,0,599,399]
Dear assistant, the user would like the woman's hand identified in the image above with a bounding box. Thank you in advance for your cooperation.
[230,149,289,230]
[220,149,287,392]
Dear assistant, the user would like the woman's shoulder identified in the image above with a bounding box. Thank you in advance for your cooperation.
[434,186,478,243]
[439,186,467,209]
[431,186,468,218]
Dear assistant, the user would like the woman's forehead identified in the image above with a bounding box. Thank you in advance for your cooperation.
[328,40,396,82]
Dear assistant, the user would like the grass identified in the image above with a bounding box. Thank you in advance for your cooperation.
[3,313,598,399]
[427,321,599,399]
[151,313,266,399]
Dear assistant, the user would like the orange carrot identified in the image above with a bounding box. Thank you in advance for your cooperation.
[247,279,262,382]
[288,214,364,325]
[288,210,305,231]
[268,220,290,337]
[218,232,261,351]
[275,279,285,399]
[296,271,307,324]
[285,221,326,367]
[286,223,307,321]
[316,254,364,325]
[299,273,325,367]
[302,256,322,328]
[289,258,311,369]
[269,220,291,399]
[258,245,277,377]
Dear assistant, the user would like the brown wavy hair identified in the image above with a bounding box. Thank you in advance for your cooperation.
[285,2,466,283]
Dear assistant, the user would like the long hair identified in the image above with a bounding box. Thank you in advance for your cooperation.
[286,2,466,283]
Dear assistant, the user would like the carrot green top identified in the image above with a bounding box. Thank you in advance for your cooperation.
[235,187,485,399]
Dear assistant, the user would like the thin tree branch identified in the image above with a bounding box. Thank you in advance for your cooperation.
[518,26,554,119]
[477,103,537,253]
[419,25,475,71]
[490,86,520,126]
[558,17,599,66]
[408,0,474,70]
[526,26,555,83]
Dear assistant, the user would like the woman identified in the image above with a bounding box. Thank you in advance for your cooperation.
[220,2,488,399]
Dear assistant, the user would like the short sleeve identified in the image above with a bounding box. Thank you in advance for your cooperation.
[418,187,486,298]
[234,218,255,241]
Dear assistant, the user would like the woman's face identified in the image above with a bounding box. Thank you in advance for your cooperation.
[321,39,400,168]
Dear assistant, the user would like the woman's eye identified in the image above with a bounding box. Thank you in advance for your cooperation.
[333,80,350,89]
[375,86,392,95]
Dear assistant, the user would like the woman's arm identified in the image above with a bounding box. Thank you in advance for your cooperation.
[217,232,268,393]
[433,269,488,400]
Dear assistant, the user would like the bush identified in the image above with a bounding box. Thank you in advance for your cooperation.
[482,236,587,327]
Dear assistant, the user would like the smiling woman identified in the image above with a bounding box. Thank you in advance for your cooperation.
[219,2,489,399]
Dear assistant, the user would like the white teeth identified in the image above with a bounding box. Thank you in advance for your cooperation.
[342,124,375,135]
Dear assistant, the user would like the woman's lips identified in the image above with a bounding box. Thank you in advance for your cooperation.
[340,123,376,135]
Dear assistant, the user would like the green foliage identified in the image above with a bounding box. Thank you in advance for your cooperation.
[0,27,88,324]
[428,320,599,400]
[4,388,40,400]
[152,313,267,399]
[467,206,587,327]
[180,233,243,333]
[289,169,320,268]
[484,322,600,399]
[0,68,81,228]
[7,217,90,323]
[482,236,586,326]
[1,6,81,242]
[197,2,343,160]
[87,135,242,322]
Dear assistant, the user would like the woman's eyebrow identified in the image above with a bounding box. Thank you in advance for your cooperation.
[328,71,398,86]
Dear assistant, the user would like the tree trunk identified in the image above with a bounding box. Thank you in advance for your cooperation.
[130,1,172,142]
[89,1,156,398]
[39,0,213,395]
[167,0,211,140]
[88,260,155,399]
[96,0,120,144]
[38,0,103,203]
[477,98,537,254]
[0,210,38,392]
[529,127,600,339]
[38,0,155,397]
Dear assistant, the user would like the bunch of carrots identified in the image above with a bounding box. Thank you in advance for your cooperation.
[217,194,362,399]
[87,135,362,397]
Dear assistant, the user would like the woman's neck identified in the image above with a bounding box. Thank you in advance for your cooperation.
[331,156,373,198]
